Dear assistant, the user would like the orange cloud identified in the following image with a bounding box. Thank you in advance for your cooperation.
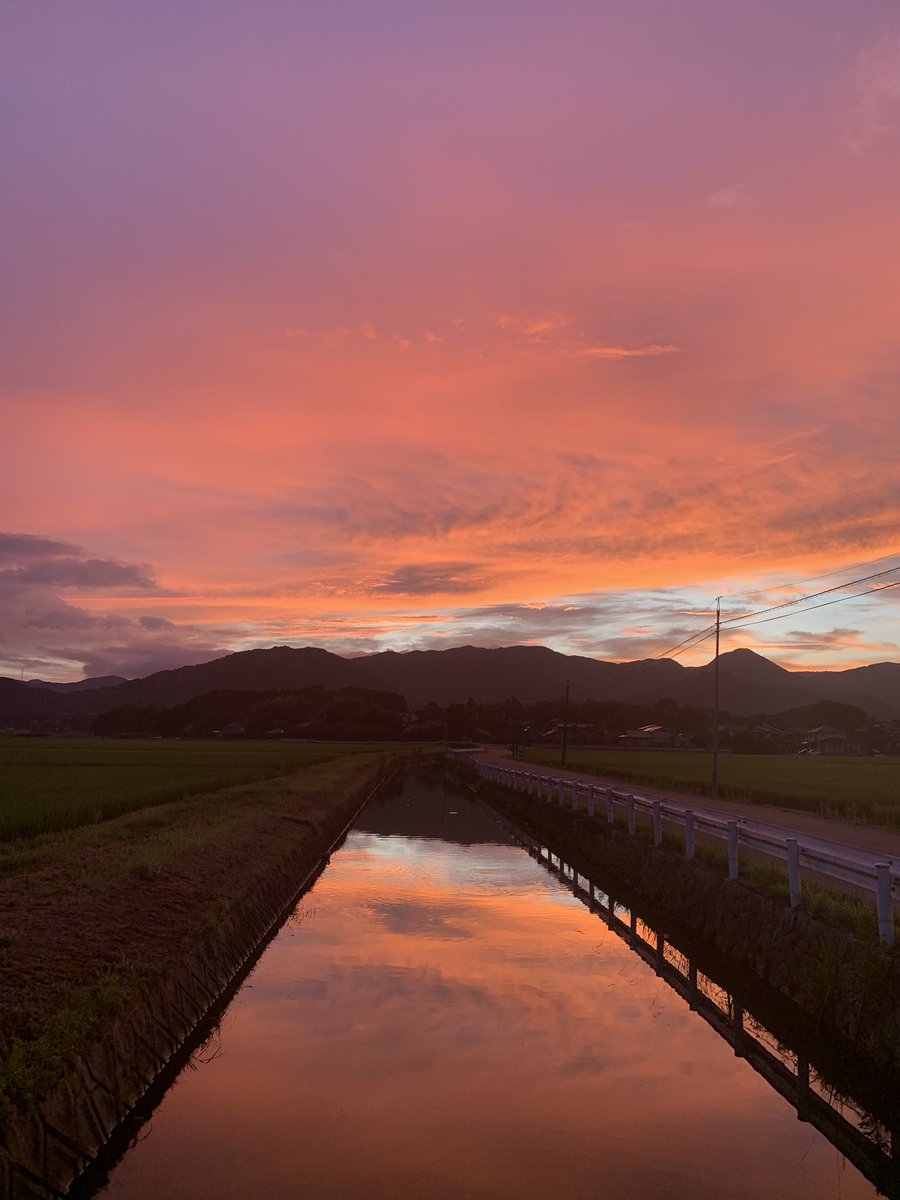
[572,342,681,359]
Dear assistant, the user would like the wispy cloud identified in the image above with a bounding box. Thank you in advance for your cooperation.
[371,561,496,597]
[706,183,746,210]
[573,343,681,360]
[494,312,573,340]
[844,28,900,153]
[283,311,681,364]
[494,312,681,360]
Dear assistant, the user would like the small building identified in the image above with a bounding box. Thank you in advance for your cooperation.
[539,719,595,745]
[618,724,674,748]
[804,725,855,755]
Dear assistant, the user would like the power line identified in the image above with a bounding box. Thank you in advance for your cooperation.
[722,579,900,635]
[657,623,717,660]
[720,549,900,609]
[720,564,900,627]
[606,549,900,676]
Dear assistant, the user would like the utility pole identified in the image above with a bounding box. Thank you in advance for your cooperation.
[560,682,570,768]
[711,596,721,798]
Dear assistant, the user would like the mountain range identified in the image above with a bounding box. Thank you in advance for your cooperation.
[2,644,899,722]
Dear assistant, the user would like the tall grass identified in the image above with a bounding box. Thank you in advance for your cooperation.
[0,737,397,841]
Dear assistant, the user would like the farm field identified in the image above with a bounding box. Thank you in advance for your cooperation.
[521,747,900,828]
[0,736,410,841]
[0,744,411,1121]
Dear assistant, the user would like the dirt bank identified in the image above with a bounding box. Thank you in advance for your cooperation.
[0,750,410,1199]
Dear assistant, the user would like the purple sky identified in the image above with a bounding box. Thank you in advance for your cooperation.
[3,1,900,679]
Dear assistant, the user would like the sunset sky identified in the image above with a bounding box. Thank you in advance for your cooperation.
[3,1,900,681]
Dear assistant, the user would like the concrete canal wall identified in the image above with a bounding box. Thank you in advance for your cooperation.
[0,763,396,1200]
[479,777,900,1078]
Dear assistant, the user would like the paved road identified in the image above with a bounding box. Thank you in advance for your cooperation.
[475,746,900,880]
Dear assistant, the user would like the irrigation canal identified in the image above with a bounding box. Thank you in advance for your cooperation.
[88,770,888,1199]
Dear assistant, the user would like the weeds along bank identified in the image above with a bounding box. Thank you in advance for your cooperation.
[0,744,416,1200]
[478,776,900,1081]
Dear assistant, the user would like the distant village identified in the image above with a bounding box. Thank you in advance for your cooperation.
[533,717,885,756]
[4,685,899,755]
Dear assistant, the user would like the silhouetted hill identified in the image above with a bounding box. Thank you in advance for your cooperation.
[2,643,897,725]
[790,663,900,719]
[361,645,624,706]
[24,676,128,692]
[0,647,378,719]
[360,645,687,707]
[634,648,826,715]
[0,677,70,718]
[83,646,380,712]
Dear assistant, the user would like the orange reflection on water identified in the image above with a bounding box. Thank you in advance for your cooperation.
[101,795,876,1200]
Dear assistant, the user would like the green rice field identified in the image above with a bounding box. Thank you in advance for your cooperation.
[0,737,404,841]
[522,747,900,827]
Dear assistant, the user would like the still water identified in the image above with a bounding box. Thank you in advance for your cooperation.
[98,776,879,1199]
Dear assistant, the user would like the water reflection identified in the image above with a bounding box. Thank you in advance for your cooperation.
[509,820,899,1199]
[98,777,882,1200]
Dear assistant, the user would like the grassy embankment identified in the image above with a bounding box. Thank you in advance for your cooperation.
[0,737,418,1117]
[481,777,900,1087]
[522,747,900,827]
[518,747,900,940]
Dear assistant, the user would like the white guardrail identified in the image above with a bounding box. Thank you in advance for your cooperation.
[474,760,900,946]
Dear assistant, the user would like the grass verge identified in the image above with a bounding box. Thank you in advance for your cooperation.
[522,747,900,826]
[0,747,413,1118]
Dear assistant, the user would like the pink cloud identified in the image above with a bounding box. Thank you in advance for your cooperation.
[573,343,682,359]
[4,3,900,674]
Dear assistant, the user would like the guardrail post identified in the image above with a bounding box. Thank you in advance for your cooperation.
[546,777,553,803]
[571,783,579,812]
[727,822,739,880]
[587,786,595,817]
[786,838,802,909]
[558,780,565,807]
[876,864,894,946]
[684,810,695,860]
[606,788,614,824]
[652,800,662,848]
[627,794,636,836]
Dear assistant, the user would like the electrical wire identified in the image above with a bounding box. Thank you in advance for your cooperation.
[607,550,900,678]
[720,564,900,627]
[720,548,900,608]
[721,579,900,635]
